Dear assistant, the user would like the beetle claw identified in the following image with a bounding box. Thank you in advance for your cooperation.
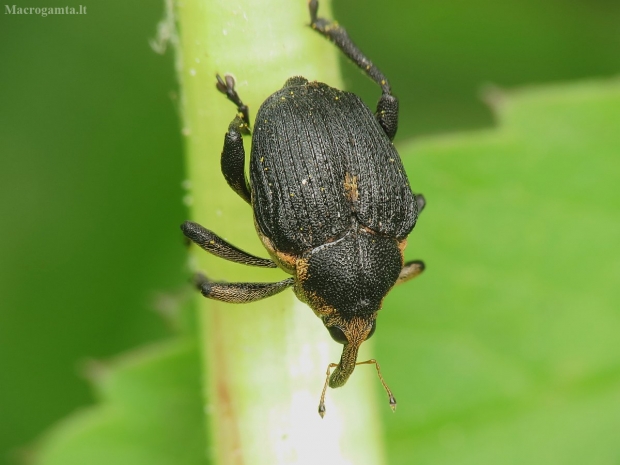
[215,73,236,96]
[225,74,235,91]
[215,74,228,94]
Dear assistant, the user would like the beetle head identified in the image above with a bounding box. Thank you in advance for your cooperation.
[293,230,402,387]
[323,314,376,387]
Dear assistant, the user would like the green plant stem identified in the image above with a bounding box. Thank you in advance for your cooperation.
[175,1,387,463]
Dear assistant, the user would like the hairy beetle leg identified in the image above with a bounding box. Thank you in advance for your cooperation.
[194,273,294,304]
[308,0,399,140]
[215,74,253,204]
[318,359,396,418]
[182,221,276,268]
[216,73,250,127]
[395,260,425,286]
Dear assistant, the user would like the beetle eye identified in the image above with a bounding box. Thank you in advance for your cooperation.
[366,320,377,340]
[327,325,348,344]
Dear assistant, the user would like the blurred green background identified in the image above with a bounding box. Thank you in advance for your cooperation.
[1,0,619,464]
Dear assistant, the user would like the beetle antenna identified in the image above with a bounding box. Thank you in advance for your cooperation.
[356,359,397,411]
[317,359,396,417]
[318,362,339,418]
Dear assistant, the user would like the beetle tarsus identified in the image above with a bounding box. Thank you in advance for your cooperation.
[308,0,319,23]
[216,73,251,127]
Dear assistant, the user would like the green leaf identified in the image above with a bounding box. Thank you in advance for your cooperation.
[34,339,208,465]
[31,69,619,465]
[382,79,620,464]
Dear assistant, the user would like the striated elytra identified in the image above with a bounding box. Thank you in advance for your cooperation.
[181,0,426,417]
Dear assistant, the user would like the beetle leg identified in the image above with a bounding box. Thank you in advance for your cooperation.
[216,74,253,204]
[308,0,400,140]
[376,94,399,141]
[182,221,277,268]
[395,260,425,286]
[194,273,294,303]
[221,115,252,204]
[216,73,250,126]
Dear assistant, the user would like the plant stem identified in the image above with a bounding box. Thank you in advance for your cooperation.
[175,1,387,463]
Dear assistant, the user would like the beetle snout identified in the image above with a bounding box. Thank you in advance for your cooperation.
[329,341,361,388]
[324,316,376,387]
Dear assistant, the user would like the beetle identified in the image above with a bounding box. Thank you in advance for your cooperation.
[181,0,426,417]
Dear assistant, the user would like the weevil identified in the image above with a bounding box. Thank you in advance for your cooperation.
[181,0,426,417]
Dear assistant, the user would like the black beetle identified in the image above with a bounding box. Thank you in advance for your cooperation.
[181,0,425,417]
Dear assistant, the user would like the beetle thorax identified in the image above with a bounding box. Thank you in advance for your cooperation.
[293,228,402,320]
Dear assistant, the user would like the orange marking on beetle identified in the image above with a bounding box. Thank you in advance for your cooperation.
[398,238,408,256]
[343,172,359,202]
